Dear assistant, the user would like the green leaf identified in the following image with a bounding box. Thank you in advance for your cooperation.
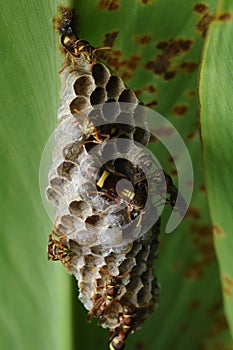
[199,0,233,340]
[0,1,72,350]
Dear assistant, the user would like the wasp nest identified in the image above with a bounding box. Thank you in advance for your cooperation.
[46,8,168,348]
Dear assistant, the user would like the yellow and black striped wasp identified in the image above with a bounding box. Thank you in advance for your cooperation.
[47,224,75,269]
[109,302,151,350]
[54,6,111,68]
[96,161,148,226]
[61,34,111,66]
[87,267,131,324]
[108,303,137,350]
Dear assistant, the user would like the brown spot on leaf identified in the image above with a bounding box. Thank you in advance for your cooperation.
[97,0,108,9]
[164,71,176,80]
[134,89,143,97]
[127,55,141,70]
[97,0,120,11]
[107,53,140,81]
[186,262,204,279]
[156,41,168,51]
[186,90,196,98]
[146,39,193,79]
[146,61,159,71]
[109,0,120,10]
[199,241,215,257]
[223,286,233,298]
[186,224,216,279]
[101,48,121,62]
[186,131,196,139]
[206,301,222,316]
[170,169,177,176]
[186,206,201,219]
[103,31,119,47]
[206,315,229,337]
[145,100,158,108]
[106,56,118,66]
[223,275,233,288]
[199,184,206,193]
[144,84,157,93]
[218,12,232,21]
[139,0,154,4]
[180,61,199,73]
[173,104,188,116]
[193,3,208,14]
[187,299,201,311]
[213,225,225,237]
[196,13,215,38]
[156,39,193,53]
[121,71,132,81]
[133,34,152,45]
[199,341,233,350]
[113,50,121,57]
[190,223,213,236]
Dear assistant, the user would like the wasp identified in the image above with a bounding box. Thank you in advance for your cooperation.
[117,180,148,227]
[109,302,150,350]
[71,109,114,150]
[96,163,148,226]
[47,225,74,268]
[59,33,111,72]
[108,303,136,350]
[61,33,111,65]
[55,6,111,69]
[87,268,131,324]
[96,169,120,202]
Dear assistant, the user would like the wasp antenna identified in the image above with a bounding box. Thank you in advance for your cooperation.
[92,46,112,54]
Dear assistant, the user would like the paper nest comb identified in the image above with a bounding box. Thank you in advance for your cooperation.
[46,9,169,348]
